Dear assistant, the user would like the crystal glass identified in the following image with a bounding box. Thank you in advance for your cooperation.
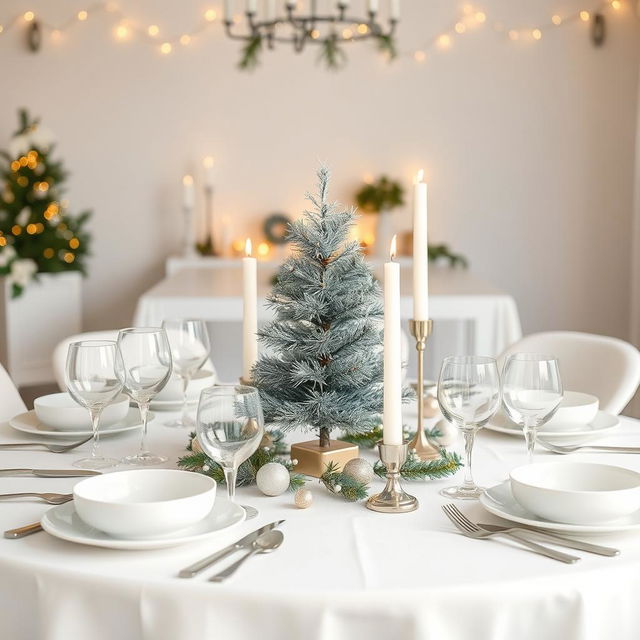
[437,355,501,499]
[502,353,563,462]
[196,385,264,519]
[161,318,211,428]
[116,328,172,465]
[65,340,124,469]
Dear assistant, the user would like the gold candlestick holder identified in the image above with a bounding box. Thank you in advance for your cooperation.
[366,441,418,513]
[408,319,440,461]
[239,377,254,386]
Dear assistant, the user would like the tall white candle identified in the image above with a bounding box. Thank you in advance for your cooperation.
[224,0,234,21]
[383,235,403,445]
[182,174,195,208]
[247,0,257,13]
[367,0,379,14]
[266,0,276,20]
[412,169,429,320]
[390,0,400,20]
[203,156,214,188]
[242,238,258,381]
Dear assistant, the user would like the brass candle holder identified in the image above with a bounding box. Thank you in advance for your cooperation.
[366,441,418,513]
[408,319,440,461]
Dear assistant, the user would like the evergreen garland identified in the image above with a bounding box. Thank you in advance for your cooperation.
[339,425,444,449]
[374,449,462,481]
[320,461,369,502]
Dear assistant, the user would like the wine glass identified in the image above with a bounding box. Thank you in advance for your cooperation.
[196,385,264,519]
[502,353,563,462]
[65,340,124,469]
[116,327,172,465]
[437,355,501,499]
[161,318,211,428]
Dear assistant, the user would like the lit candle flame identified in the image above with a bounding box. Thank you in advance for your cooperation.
[203,156,214,168]
[245,238,252,257]
[389,234,397,261]
[182,174,193,186]
[415,169,424,184]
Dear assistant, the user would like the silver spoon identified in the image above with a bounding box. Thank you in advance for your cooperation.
[0,492,73,504]
[209,529,284,582]
[0,435,92,453]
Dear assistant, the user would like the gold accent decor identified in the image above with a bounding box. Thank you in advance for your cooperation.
[290,439,359,478]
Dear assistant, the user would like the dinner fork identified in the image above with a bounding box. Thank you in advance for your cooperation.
[0,492,73,504]
[0,435,92,453]
[537,440,640,455]
[441,504,580,564]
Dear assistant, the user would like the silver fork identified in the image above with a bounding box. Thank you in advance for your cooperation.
[0,492,72,504]
[0,436,92,453]
[537,439,640,455]
[441,504,580,564]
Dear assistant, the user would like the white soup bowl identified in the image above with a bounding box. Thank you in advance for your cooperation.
[34,393,129,431]
[544,391,599,428]
[73,469,216,538]
[510,462,640,525]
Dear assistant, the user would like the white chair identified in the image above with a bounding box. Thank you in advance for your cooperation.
[498,331,640,415]
[0,362,27,421]
[52,330,217,392]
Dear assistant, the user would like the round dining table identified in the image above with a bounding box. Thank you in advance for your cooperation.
[1,405,640,640]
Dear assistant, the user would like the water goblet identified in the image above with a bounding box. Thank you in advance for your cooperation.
[196,385,265,519]
[116,327,172,465]
[65,340,124,469]
[437,355,501,499]
[502,353,563,462]
[161,318,210,428]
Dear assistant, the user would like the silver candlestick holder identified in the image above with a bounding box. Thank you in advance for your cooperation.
[366,441,418,513]
[408,319,440,461]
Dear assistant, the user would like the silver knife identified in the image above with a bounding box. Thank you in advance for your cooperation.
[0,469,101,478]
[178,519,285,578]
[480,523,620,557]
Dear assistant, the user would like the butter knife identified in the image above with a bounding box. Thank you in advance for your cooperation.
[480,523,620,556]
[0,469,101,478]
[178,519,285,578]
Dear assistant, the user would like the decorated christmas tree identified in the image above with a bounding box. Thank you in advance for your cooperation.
[0,109,91,297]
[254,167,401,474]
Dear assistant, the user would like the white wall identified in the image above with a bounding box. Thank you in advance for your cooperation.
[1,0,639,339]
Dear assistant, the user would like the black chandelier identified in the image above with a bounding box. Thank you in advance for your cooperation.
[224,1,399,70]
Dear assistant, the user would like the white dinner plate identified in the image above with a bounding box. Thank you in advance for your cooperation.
[485,410,619,444]
[41,498,246,550]
[479,480,640,534]
[9,408,152,439]
[147,398,198,412]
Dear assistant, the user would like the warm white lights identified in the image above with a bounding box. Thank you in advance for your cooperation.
[160,41,172,54]
[611,0,621,9]
[204,8,217,21]
[580,10,590,21]
[115,24,129,39]
[437,33,451,48]
[245,238,252,257]
[148,24,159,36]
[508,29,519,40]
[552,14,562,25]
[203,156,214,169]
[23,11,35,22]
[389,235,397,261]
[454,22,466,34]
[180,34,191,45]
[77,10,88,21]
[414,50,426,62]
[532,28,542,40]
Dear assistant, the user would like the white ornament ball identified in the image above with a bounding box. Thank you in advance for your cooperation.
[433,419,459,447]
[294,488,313,509]
[256,462,290,497]
[343,457,375,484]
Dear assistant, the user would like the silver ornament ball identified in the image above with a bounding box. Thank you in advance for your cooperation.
[433,418,458,447]
[256,462,290,496]
[294,488,313,509]
[343,457,374,484]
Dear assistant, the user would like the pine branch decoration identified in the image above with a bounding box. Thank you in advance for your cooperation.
[374,450,462,481]
[320,461,369,502]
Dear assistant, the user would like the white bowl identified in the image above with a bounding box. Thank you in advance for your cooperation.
[510,462,640,525]
[73,469,216,538]
[545,391,599,428]
[154,369,216,402]
[34,393,130,431]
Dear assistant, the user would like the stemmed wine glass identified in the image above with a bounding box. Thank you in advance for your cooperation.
[116,328,172,465]
[437,355,501,499]
[65,340,124,469]
[196,385,264,519]
[161,318,211,428]
[502,353,563,462]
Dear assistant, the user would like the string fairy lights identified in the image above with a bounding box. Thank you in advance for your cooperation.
[0,0,634,62]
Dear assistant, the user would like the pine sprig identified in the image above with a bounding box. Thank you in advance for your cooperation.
[320,461,369,501]
[374,450,462,481]
[340,425,443,449]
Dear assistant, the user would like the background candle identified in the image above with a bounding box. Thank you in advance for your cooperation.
[390,0,400,20]
[182,174,195,209]
[203,156,214,188]
[412,169,429,320]
[383,235,403,445]
[242,238,258,381]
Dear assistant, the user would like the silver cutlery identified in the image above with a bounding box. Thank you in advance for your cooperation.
[538,440,640,455]
[209,529,284,583]
[0,492,73,504]
[178,519,285,578]
[4,521,44,538]
[479,523,620,556]
[0,436,92,453]
[0,468,100,478]
[442,504,580,564]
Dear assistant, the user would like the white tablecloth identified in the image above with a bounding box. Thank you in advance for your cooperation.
[1,408,640,640]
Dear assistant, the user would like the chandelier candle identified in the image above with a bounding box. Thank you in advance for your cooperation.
[412,170,429,320]
[242,239,258,383]
[383,235,403,446]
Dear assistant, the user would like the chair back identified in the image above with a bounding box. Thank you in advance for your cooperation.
[0,362,26,421]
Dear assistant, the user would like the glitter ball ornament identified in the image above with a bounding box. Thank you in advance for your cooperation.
[256,462,290,496]
[433,419,458,447]
[294,488,313,509]
[343,457,374,484]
